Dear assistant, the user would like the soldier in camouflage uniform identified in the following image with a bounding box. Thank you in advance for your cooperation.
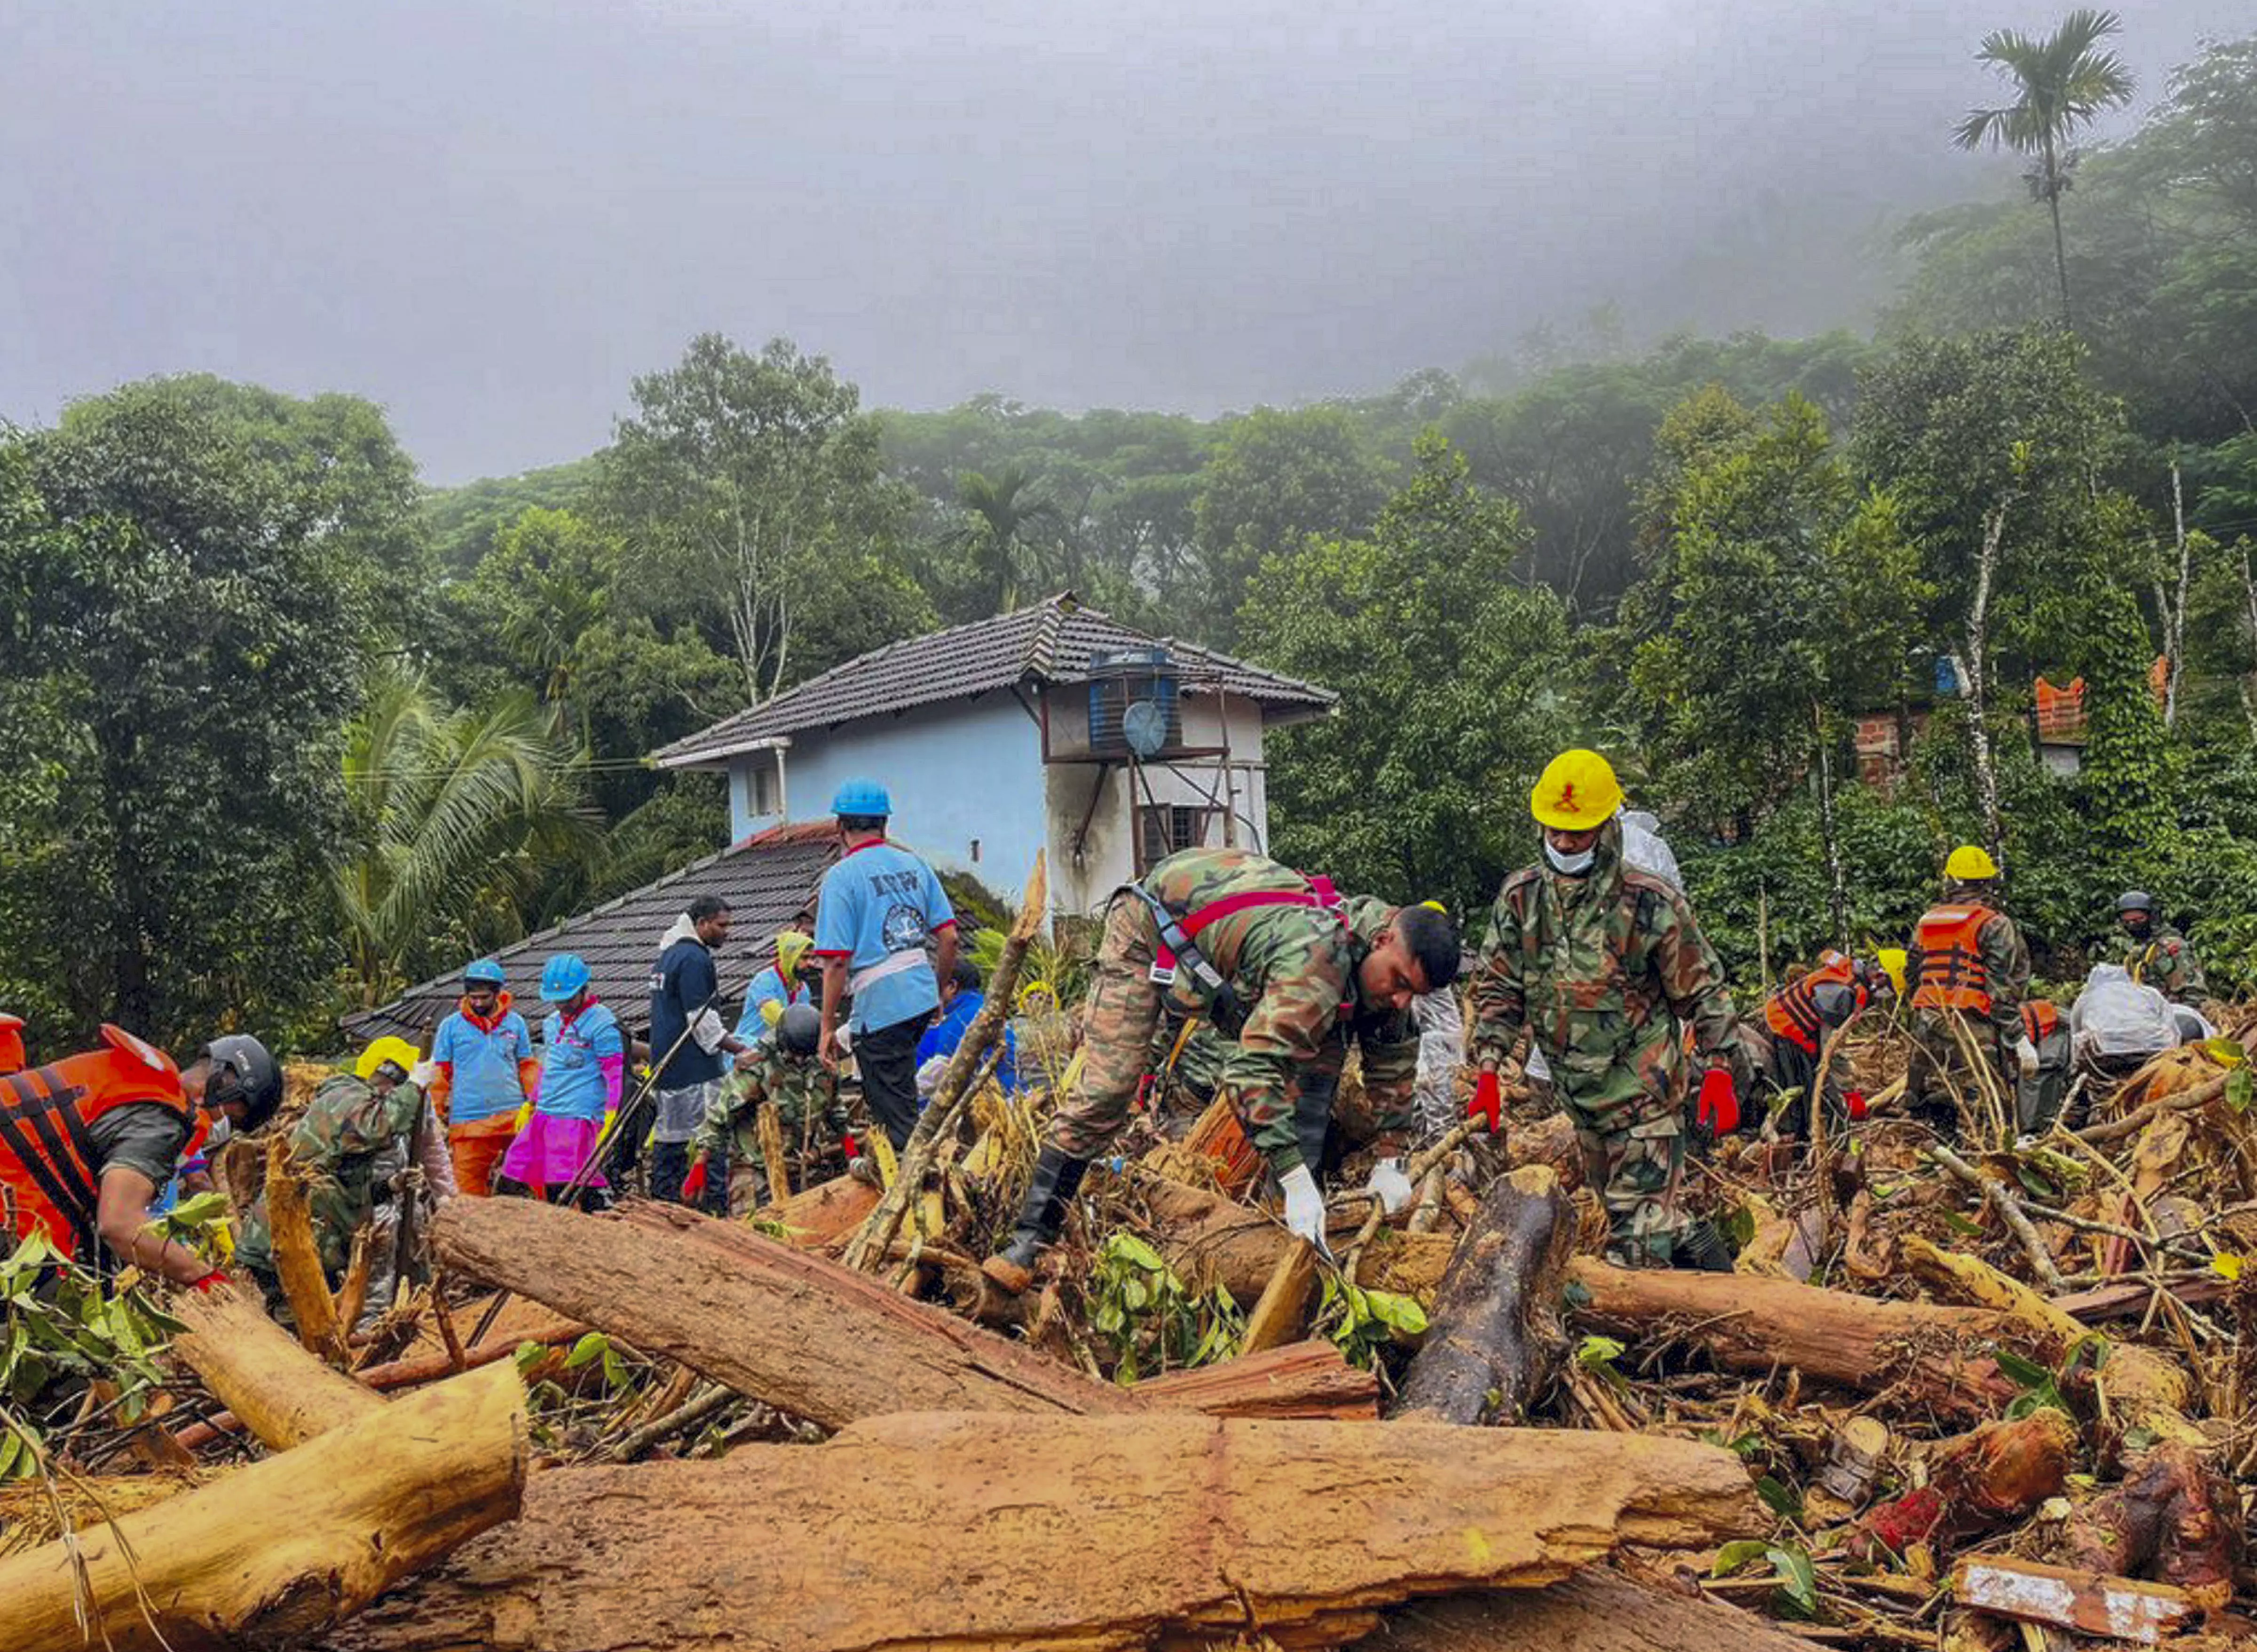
[2118,892,2206,1008]
[679,1003,848,1209]
[1469,751,1741,1271]
[237,1039,454,1292]
[1904,846,2034,1136]
[982,846,1462,1291]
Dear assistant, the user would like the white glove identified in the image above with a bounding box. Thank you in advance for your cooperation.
[1365,1157,1414,1215]
[1278,1165,1333,1260]
[2014,1036,2040,1078]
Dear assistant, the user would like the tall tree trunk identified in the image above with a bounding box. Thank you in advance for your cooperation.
[2046,137,2073,330]
[1814,702,1848,947]
[1952,499,2012,859]
[2163,457,2192,728]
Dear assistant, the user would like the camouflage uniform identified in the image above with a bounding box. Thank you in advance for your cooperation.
[1905,883,2030,1130]
[1469,819,1737,1266]
[1051,848,1418,1175]
[691,1042,844,1197]
[238,1073,427,1282]
[2125,924,2206,1008]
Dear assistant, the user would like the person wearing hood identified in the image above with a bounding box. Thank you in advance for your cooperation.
[647,896,760,1211]
[1904,846,2032,1136]
[734,930,818,1045]
[981,845,1460,1293]
[2118,892,2206,1009]
[1469,749,1742,1271]
[428,957,540,1197]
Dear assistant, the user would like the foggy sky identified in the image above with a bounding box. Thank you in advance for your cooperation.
[2,0,2244,482]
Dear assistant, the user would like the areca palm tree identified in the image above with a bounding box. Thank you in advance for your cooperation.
[333,666,600,1006]
[1953,8,2136,329]
[952,465,1059,614]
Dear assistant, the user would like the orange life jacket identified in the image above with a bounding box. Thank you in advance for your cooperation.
[2022,1000,2062,1043]
[1763,952,1861,1056]
[1911,905,1997,1015]
[0,1026,194,1259]
[0,1014,23,1075]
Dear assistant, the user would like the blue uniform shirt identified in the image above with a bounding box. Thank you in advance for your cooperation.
[814,840,955,1035]
[733,966,807,1044]
[431,1005,534,1123]
[538,1001,625,1122]
[916,990,1019,1092]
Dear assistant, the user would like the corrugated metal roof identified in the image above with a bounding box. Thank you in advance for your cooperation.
[651,592,1335,770]
[341,823,838,1047]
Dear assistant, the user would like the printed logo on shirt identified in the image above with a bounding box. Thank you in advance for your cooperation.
[881,904,930,952]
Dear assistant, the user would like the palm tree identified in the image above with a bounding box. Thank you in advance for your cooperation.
[333,666,600,1006]
[1953,8,2136,329]
[952,466,1058,613]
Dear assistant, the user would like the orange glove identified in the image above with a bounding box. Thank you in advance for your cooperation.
[1467,1069,1504,1133]
[1697,1068,1740,1135]
[679,1156,710,1204]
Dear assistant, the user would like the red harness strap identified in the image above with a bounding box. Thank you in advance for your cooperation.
[1152,875,1344,974]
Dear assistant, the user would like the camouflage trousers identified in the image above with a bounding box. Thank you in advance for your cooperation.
[1569,1095,1690,1269]
[1048,897,1166,1161]
[1906,1013,2008,1135]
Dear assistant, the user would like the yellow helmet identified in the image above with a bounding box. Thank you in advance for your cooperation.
[1876,948,1909,998]
[1944,844,1999,882]
[354,1036,421,1082]
[1531,749,1625,831]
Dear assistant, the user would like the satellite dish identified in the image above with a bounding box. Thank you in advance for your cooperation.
[1121,698,1169,759]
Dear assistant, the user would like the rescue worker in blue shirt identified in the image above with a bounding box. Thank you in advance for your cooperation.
[734,929,817,1046]
[812,780,957,1150]
[917,956,1020,1095]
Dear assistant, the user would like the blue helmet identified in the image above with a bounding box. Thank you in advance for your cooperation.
[540,954,592,1001]
[830,779,892,818]
[463,957,507,988]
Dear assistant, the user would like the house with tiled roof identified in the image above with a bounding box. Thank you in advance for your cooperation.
[651,593,1337,916]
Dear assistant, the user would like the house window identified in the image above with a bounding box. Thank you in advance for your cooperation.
[1138,805,1213,871]
[750,759,782,817]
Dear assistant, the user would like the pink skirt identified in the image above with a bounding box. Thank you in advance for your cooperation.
[497,1113,608,1195]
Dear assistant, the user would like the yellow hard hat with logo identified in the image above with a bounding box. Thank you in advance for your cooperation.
[1876,948,1909,998]
[354,1036,421,1082]
[1530,749,1625,831]
[1944,844,1999,882]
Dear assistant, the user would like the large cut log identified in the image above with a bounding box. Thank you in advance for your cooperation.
[1846,1409,2074,1561]
[1134,1338,1380,1420]
[169,1274,384,1447]
[1950,1556,2203,1644]
[762,1172,880,1247]
[434,1194,1145,1427]
[1355,1571,1820,1652]
[0,1360,524,1652]
[325,1412,1760,1652]
[1565,1257,2025,1421]
[2060,1444,2242,1611]
[1138,1173,1457,1306]
[1393,1165,1572,1424]
[265,1130,350,1365]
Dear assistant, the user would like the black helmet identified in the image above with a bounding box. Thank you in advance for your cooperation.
[777,1002,821,1058]
[2117,890,2155,915]
[201,1034,282,1130]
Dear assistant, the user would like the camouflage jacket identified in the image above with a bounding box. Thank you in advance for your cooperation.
[2125,923,2206,1008]
[1907,883,2031,1045]
[238,1073,424,1280]
[691,1042,843,1163]
[1138,849,1416,1170]
[1470,820,1736,1123]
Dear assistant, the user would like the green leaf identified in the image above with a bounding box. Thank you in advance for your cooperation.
[1941,1209,1986,1238]
[1767,1544,1820,1616]
[1754,1475,1803,1518]
[2015,1164,2058,1200]
[1362,1290,1428,1335]
[1576,1335,1627,1370]
[1104,1234,1167,1274]
[166,1191,233,1227]
[601,1349,630,1390]
[1712,1539,1772,1577]
[562,1332,609,1371]
[513,1340,547,1374]
[2201,1037,2246,1069]
[1993,1348,2053,1389]
[1561,1278,1592,1311]
[2227,1068,2252,1114]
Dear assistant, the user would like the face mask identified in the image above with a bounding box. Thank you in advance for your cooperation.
[1544,841,1596,876]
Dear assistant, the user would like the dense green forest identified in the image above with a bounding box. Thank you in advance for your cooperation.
[7,27,2257,1049]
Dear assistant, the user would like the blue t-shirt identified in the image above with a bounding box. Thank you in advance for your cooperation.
[733,965,807,1044]
[649,933,725,1089]
[538,1001,625,1122]
[814,841,954,1035]
[431,1004,534,1123]
[916,990,1019,1092]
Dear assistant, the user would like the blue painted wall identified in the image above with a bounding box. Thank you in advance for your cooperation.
[730,692,1048,899]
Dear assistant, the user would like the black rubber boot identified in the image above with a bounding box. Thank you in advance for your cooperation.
[982,1145,1090,1292]
[1673,1219,1735,1273]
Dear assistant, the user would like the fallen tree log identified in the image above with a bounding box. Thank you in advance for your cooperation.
[1392,1165,1572,1424]
[761,1172,880,1248]
[1845,1409,2073,1561]
[2060,1444,2241,1611]
[435,1194,1145,1427]
[1950,1555,2203,1644]
[0,1360,525,1652]
[1133,1338,1379,1420]
[1356,1570,1818,1652]
[1136,1173,1457,1306]
[168,1274,384,1447]
[266,1131,349,1365]
[325,1412,1760,1652]
[1564,1257,2024,1422]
